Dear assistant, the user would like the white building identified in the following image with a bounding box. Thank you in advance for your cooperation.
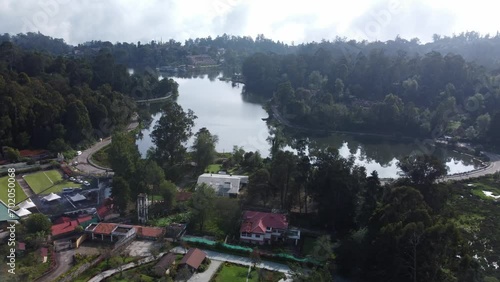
[196,173,248,197]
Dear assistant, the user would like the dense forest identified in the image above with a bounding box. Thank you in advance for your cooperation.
[242,40,500,145]
[0,40,178,153]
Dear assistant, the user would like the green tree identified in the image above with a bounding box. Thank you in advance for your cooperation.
[191,127,218,174]
[4,147,20,162]
[246,168,271,205]
[108,131,140,179]
[159,180,177,211]
[24,213,51,234]
[397,154,447,186]
[190,183,216,232]
[151,101,197,177]
[111,176,131,212]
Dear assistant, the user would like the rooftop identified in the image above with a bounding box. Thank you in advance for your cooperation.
[197,173,248,196]
[51,215,93,237]
[180,248,206,269]
[240,210,288,234]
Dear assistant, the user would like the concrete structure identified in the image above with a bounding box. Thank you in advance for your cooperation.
[196,173,248,197]
[85,222,165,242]
[240,211,300,245]
[85,223,135,242]
[137,193,149,224]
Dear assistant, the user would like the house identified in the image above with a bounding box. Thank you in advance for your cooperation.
[153,253,177,276]
[134,226,165,240]
[0,200,20,224]
[196,173,248,197]
[176,191,192,202]
[240,211,301,245]
[180,248,207,272]
[85,222,165,242]
[85,223,135,242]
[165,223,187,241]
[51,215,95,238]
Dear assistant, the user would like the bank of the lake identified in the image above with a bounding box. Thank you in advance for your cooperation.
[136,73,482,179]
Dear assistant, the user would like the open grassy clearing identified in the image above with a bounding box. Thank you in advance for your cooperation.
[0,176,27,204]
[211,263,285,282]
[24,170,81,195]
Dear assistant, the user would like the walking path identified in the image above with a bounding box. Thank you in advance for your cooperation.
[186,260,222,282]
[87,247,293,282]
[87,252,167,282]
[171,247,292,281]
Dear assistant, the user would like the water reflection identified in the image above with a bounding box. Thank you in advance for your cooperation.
[135,72,480,178]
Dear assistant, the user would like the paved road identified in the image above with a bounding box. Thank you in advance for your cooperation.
[187,260,222,282]
[87,252,166,282]
[74,119,139,175]
[37,249,74,282]
[171,247,292,281]
[441,152,500,182]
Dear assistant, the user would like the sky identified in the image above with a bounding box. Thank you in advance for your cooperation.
[1,0,499,45]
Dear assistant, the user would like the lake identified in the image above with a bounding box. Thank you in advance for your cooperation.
[136,73,481,178]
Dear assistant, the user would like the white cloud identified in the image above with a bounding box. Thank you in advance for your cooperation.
[0,0,499,45]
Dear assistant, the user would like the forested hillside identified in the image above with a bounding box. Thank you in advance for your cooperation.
[243,39,500,145]
[0,40,178,152]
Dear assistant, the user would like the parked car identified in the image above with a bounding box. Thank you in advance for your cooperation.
[83,181,90,186]
[69,177,76,182]
[62,188,73,194]
[77,179,84,184]
[76,151,82,156]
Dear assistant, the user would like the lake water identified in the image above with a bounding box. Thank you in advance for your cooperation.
[136,74,480,178]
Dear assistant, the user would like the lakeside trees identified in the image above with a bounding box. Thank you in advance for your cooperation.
[242,47,500,145]
[0,41,178,152]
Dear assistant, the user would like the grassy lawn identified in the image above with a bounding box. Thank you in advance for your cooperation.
[211,263,285,282]
[206,164,222,173]
[0,176,27,204]
[24,170,81,195]
[468,182,500,201]
[91,145,111,168]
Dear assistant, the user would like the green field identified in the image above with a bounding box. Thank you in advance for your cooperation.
[0,176,27,204]
[24,170,82,195]
[206,164,222,173]
[212,263,285,282]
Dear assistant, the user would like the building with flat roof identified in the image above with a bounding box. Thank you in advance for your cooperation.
[196,173,248,197]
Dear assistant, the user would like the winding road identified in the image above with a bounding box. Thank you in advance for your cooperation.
[73,117,139,176]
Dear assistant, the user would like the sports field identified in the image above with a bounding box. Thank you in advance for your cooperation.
[0,176,27,204]
[24,170,82,195]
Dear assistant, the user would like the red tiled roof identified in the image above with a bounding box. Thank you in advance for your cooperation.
[53,217,72,224]
[19,149,49,158]
[134,226,165,238]
[176,191,192,202]
[51,215,93,237]
[240,211,288,234]
[92,223,117,235]
[18,242,26,250]
[180,248,206,269]
[61,166,73,176]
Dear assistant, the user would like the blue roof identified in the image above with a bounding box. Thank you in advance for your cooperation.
[0,200,20,221]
